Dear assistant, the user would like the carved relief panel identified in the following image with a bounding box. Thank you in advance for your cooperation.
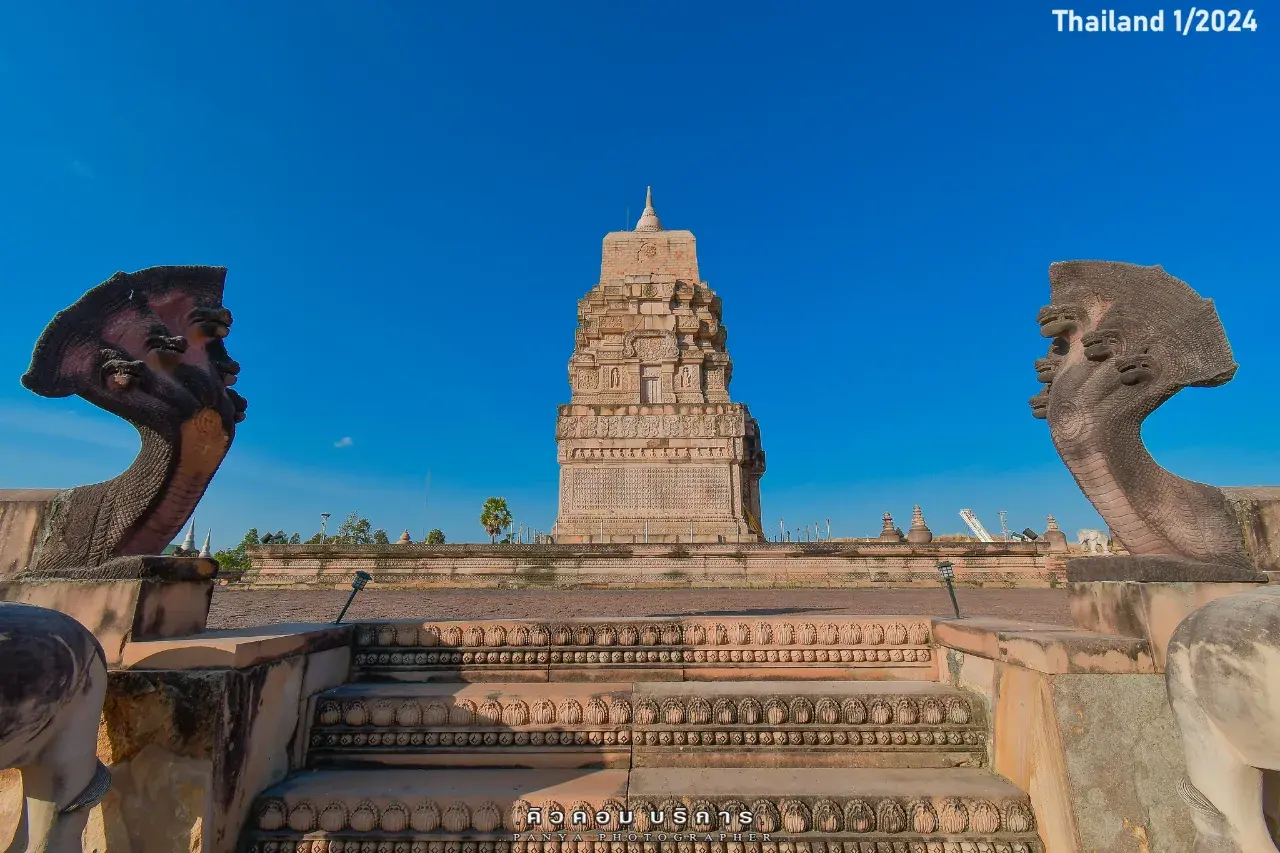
[566,465,733,517]
[555,410,747,439]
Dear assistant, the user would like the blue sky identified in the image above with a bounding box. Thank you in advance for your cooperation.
[1,2,1276,547]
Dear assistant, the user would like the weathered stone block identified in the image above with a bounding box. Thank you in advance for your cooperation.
[937,618,1195,853]
[1066,578,1264,671]
[0,489,58,579]
[0,557,218,667]
[0,627,350,853]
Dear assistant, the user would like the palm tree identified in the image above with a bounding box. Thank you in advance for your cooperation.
[479,497,513,543]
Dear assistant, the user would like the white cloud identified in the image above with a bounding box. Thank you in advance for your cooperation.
[333,436,353,448]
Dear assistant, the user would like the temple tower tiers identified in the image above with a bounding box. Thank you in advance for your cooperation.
[553,188,767,544]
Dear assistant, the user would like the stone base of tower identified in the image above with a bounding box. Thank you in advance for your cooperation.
[552,517,759,545]
[553,403,766,546]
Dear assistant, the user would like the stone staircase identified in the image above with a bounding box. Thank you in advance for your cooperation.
[241,616,1044,853]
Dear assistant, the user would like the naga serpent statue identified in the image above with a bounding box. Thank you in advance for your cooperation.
[1031,260,1280,852]
[18,265,247,576]
[1030,260,1246,570]
[1,266,244,851]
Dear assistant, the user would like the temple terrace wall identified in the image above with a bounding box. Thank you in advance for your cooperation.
[240,541,1064,589]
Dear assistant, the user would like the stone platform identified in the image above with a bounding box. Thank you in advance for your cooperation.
[242,542,1063,589]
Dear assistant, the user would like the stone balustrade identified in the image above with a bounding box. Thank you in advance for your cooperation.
[242,542,1063,590]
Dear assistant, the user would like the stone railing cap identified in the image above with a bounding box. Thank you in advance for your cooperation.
[120,621,351,670]
[931,616,1156,675]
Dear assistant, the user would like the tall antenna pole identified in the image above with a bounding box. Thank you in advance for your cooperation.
[424,471,432,541]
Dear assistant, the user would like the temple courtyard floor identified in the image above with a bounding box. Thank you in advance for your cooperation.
[206,586,1072,629]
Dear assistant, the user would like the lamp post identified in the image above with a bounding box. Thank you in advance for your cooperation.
[936,561,961,618]
[320,512,331,544]
[335,570,372,623]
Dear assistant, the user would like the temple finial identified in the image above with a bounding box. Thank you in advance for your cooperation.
[180,518,196,553]
[199,529,212,558]
[634,186,663,232]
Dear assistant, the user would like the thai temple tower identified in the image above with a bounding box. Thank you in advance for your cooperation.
[552,188,766,544]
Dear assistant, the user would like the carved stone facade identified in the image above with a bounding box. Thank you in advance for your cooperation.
[554,190,766,543]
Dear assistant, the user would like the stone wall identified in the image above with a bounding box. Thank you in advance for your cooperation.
[0,624,350,853]
[241,541,1064,589]
[0,489,57,579]
[933,617,1194,853]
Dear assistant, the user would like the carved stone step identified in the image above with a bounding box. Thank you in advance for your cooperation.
[630,681,985,768]
[242,768,1042,852]
[308,683,634,769]
[305,682,986,770]
[349,617,936,683]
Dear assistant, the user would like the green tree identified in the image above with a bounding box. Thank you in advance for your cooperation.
[305,532,325,544]
[425,528,446,545]
[289,532,301,544]
[212,527,264,576]
[479,497,512,543]
[331,511,374,545]
[328,511,388,545]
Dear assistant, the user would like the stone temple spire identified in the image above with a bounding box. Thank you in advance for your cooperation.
[180,519,196,553]
[199,530,212,559]
[634,186,663,232]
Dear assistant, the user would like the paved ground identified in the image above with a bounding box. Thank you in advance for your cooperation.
[207,587,1072,630]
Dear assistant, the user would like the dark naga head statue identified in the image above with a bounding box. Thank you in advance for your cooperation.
[20,266,246,574]
[1029,260,1251,568]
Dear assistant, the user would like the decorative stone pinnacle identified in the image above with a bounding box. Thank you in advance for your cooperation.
[398,530,412,545]
[1046,515,1061,531]
[879,511,905,543]
[199,530,212,559]
[180,519,196,553]
[907,505,933,544]
[634,186,663,232]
